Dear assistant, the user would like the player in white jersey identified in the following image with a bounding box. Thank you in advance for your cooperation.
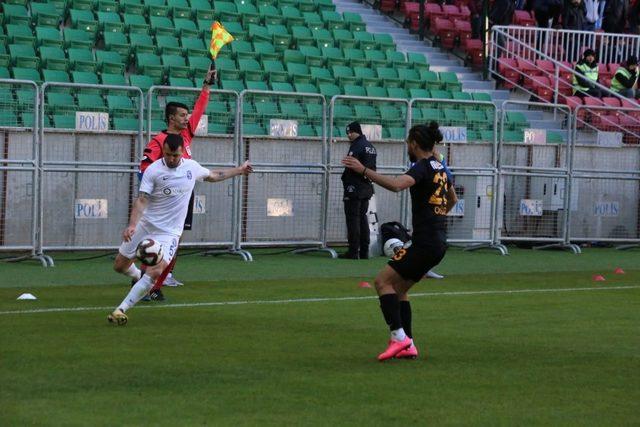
[108,134,252,325]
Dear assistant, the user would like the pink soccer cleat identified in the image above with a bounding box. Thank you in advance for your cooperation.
[377,337,412,361]
[395,343,419,359]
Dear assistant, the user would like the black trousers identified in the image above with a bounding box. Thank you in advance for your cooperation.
[343,197,370,256]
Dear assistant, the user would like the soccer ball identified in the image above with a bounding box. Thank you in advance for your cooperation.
[383,238,404,258]
[136,238,163,266]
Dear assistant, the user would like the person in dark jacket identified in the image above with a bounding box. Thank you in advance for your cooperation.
[562,0,586,30]
[533,0,564,28]
[601,0,628,32]
[610,56,638,98]
[468,0,484,39]
[573,48,602,97]
[340,122,377,259]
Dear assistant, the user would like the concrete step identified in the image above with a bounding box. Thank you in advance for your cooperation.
[461,80,495,91]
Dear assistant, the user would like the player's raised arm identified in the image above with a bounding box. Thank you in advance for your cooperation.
[122,192,150,242]
[204,160,253,182]
[342,156,414,192]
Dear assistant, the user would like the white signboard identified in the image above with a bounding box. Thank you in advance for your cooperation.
[440,126,467,143]
[519,199,543,216]
[76,112,109,132]
[448,199,465,216]
[267,198,293,217]
[596,131,623,147]
[270,119,298,137]
[189,114,208,136]
[75,199,108,219]
[361,124,382,141]
[593,201,619,217]
[193,195,206,214]
[524,128,547,145]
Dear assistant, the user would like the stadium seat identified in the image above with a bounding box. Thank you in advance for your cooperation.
[332,65,357,85]
[96,11,124,34]
[69,9,99,36]
[310,66,333,84]
[6,24,35,46]
[163,54,190,77]
[53,114,77,129]
[344,84,366,97]
[376,67,402,87]
[281,6,305,27]
[156,35,183,56]
[253,42,279,61]
[114,117,141,131]
[262,60,289,82]
[366,86,388,98]
[343,48,367,68]
[130,74,155,91]
[271,82,295,93]
[365,50,387,67]
[122,0,146,16]
[221,79,245,92]
[287,62,312,83]
[36,27,64,48]
[353,31,377,50]
[246,80,269,91]
[136,53,164,83]
[96,50,126,74]
[4,4,31,26]
[31,2,60,27]
[300,46,325,67]
[40,46,68,71]
[397,68,422,89]
[77,93,107,112]
[354,66,380,87]
[303,12,324,31]
[182,37,208,56]
[387,87,409,99]
[295,82,319,93]
[124,14,151,34]
[9,44,40,69]
[238,58,264,81]
[42,69,71,87]
[174,18,200,38]
[418,71,441,90]
[64,28,94,49]
[343,12,365,32]
[69,48,97,72]
[101,73,128,87]
[259,5,284,25]
[216,57,241,80]
[267,25,292,51]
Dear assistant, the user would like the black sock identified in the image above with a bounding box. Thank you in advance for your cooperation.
[378,294,402,331]
[400,301,412,339]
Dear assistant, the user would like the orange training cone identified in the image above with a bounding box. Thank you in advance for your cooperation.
[359,281,372,288]
[592,275,606,282]
[614,268,625,275]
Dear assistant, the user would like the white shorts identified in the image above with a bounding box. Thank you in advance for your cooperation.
[118,223,179,264]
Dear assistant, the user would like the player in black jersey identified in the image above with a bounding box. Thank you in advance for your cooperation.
[342,122,457,361]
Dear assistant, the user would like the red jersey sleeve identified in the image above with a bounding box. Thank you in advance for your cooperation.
[187,86,210,138]
[139,135,165,173]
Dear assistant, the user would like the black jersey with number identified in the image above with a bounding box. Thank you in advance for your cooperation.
[405,156,450,246]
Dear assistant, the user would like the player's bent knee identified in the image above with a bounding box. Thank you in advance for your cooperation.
[113,255,133,274]
[144,261,168,279]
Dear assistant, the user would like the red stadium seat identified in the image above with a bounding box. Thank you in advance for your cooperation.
[583,97,605,124]
[426,3,444,28]
[464,38,483,67]
[513,10,535,26]
[608,63,621,74]
[563,96,583,110]
[532,76,553,102]
[442,5,464,20]
[535,60,555,77]
[619,115,640,144]
[598,63,612,80]
[380,0,396,13]
[601,97,621,108]
[454,19,471,46]
[519,59,541,90]
[434,18,456,49]
[497,57,519,89]
[557,61,574,96]
[594,114,619,130]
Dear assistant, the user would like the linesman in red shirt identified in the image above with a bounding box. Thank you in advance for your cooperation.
[133,68,217,300]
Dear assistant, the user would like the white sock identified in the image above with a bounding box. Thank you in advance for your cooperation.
[118,275,153,312]
[124,263,142,280]
[391,328,407,342]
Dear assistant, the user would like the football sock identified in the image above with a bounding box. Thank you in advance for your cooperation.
[400,301,412,339]
[124,264,142,280]
[379,293,402,331]
[118,274,153,312]
[391,328,407,342]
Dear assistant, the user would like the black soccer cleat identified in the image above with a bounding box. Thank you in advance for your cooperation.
[149,289,165,301]
[338,252,359,259]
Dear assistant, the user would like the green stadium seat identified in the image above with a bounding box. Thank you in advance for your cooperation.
[281,6,304,27]
[162,54,190,77]
[40,46,68,71]
[398,68,422,89]
[321,11,346,30]
[0,47,8,68]
[64,28,94,49]
[333,29,356,49]
[299,45,324,67]
[259,5,284,25]
[145,0,171,17]
[216,57,241,80]
[319,83,341,98]
[69,9,99,36]
[321,47,347,67]
[419,70,441,90]
[344,84,366,97]
[421,107,442,121]
[365,86,387,98]
[36,26,63,48]
[174,18,200,37]
[388,127,405,139]
[188,55,212,73]
[255,100,279,117]
[96,50,126,74]
[191,0,215,20]
[283,49,304,64]
[279,101,305,118]
[354,31,377,50]
[262,60,289,82]
[97,0,120,13]
[150,118,166,132]
[386,50,407,67]
[332,65,357,85]
[170,0,192,19]
[156,35,182,56]
[471,92,493,103]
[9,44,39,69]
[229,40,254,60]
[130,33,156,54]
[364,49,387,67]
[547,131,564,144]
[0,111,19,127]
[505,111,529,130]
[68,48,97,72]
[0,66,9,79]
[465,110,490,130]
[409,88,430,99]
[20,112,36,127]
[271,82,294,93]
[4,4,31,26]
[69,0,95,11]
[305,101,323,118]
[353,66,379,86]
[6,24,35,45]
[310,66,333,84]
[136,53,164,83]
[374,33,396,50]
[430,89,453,100]
[298,0,319,13]
[53,114,76,129]
[168,76,195,88]
[380,104,403,121]
[246,80,269,91]
[237,3,260,25]
[343,12,365,32]
[297,124,316,136]
[387,87,409,99]
[238,58,263,81]
[122,0,146,15]
[316,0,336,12]
[77,93,107,112]
[343,48,367,68]
[42,69,70,87]
[302,12,324,31]
[101,73,128,87]
[443,108,465,125]
[114,117,141,131]
[31,3,60,27]
[503,129,524,142]
[439,72,462,91]
[221,79,244,92]
[334,104,354,119]
[124,14,151,34]
[130,74,155,91]
[207,122,229,134]
[248,24,270,42]
[150,16,175,36]
[290,26,313,47]
[452,91,473,103]
[104,33,131,59]
[267,24,292,52]
[295,82,318,93]
[97,11,125,33]
[182,36,208,56]
[242,122,266,136]
[253,42,279,61]
[376,67,402,87]
[287,62,311,83]
[407,52,429,71]
[71,71,100,88]
[355,105,379,121]
[214,1,239,22]
[311,28,332,47]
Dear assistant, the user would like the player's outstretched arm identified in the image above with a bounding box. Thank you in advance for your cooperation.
[342,155,414,192]
[204,161,253,183]
[445,185,458,214]
[123,192,150,242]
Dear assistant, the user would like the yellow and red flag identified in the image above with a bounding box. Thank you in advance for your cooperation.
[209,21,234,59]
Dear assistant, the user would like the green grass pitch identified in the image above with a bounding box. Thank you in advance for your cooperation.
[0,247,638,425]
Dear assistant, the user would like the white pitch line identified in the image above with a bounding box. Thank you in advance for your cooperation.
[1,285,639,316]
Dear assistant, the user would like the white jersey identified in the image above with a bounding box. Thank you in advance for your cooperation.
[138,158,209,236]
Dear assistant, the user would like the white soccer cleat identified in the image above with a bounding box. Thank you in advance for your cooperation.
[425,270,444,279]
[163,274,184,287]
[107,309,128,326]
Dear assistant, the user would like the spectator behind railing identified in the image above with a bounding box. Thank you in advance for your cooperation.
[573,48,603,97]
[563,0,586,31]
[629,0,640,34]
[602,0,629,34]
[610,56,639,98]
[583,0,601,31]
[533,0,563,28]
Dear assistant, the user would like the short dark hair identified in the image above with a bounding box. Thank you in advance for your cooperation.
[408,121,443,152]
[165,102,189,123]
[163,134,184,152]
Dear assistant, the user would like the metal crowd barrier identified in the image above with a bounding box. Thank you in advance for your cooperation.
[497,100,580,253]
[238,90,336,259]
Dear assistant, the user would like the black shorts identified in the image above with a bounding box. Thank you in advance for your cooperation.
[388,243,446,282]
[183,191,195,231]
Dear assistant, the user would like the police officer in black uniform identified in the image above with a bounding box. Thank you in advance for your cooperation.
[340,121,377,259]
